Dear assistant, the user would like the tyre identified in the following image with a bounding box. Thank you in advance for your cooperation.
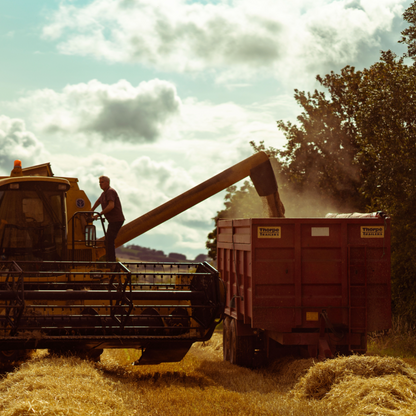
[0,349,33,364]
[139,308,164,336]
[84,348,103,362]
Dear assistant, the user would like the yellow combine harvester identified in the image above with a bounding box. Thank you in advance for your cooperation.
[0,152,283,364]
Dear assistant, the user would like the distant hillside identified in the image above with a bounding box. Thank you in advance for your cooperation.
[116,244,210,263]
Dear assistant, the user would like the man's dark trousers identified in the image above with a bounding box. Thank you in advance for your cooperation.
[106,221,124,262]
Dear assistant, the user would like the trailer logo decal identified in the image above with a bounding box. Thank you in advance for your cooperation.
[361,226,384,238]
[258,226,281,238]
[306,312,319,321]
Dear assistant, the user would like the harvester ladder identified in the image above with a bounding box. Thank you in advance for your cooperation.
[108,271,134,330]
[3,262,25,335]
[348,245,368,352]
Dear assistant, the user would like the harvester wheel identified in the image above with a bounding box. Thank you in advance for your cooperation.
[230,319,254,368]
[223,316,231,362]
[139,308,164,336]
[165,308,189,335]
[0,349,33,364]
[83,348,103,362]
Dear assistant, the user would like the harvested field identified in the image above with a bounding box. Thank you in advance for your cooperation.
[1,334,416,415]
[292,355,416,415]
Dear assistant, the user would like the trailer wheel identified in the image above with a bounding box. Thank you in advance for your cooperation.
[81,348,103,362]
[223,316,231,362]
[230,319,254,368]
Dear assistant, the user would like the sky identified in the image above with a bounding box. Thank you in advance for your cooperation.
[0,0,412,259]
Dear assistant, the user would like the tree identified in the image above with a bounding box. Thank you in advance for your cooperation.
[209,0,416,319]
[400,0,416,59]
[251,76,366,216]
[316,52,416,214]
[270,50,416,214]
[268,52,416,319]
[257,55,416,319]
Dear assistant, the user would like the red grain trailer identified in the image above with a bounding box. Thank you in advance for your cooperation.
[217,214,391,367]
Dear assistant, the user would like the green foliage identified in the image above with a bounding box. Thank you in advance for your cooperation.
[400,1,416,59]
[279,91,362,210]
[316,51,416,215]
[391,220,416,320]
[315,52,416,320]
[368,316,416,359]
[270,52,416,320]
[251,75,366,215]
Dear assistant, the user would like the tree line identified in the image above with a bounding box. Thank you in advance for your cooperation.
[207,1,416,321]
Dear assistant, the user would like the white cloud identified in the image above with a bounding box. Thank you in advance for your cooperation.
[178,94,294,157]
[42,0,406,83]
[51,150,215,223]
[0,80,298,258]
[14,79,181,143]
[43,0,283,69]
[5,78,293,163]
[50,151,224,258]
[0,115,47,174]
[0,96,286,258]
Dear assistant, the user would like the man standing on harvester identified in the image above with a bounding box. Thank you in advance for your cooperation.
[92,175,125,263]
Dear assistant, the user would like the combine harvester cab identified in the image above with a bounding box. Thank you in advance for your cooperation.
[0,153,282,364]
